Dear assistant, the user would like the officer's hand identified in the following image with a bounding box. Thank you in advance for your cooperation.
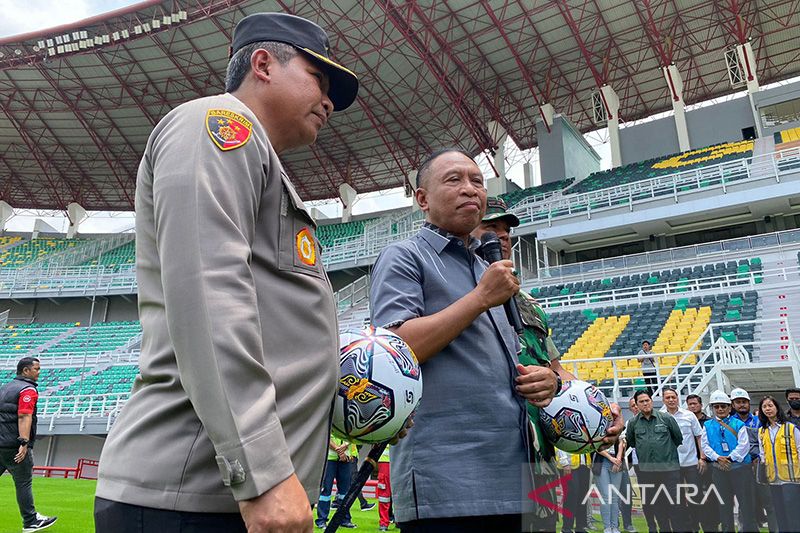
[388,417,414,445]
[14,444,27,463]
[474,260,519,310]
[239,473,312,533]
[515,364,557,407]
[598,403,624,449]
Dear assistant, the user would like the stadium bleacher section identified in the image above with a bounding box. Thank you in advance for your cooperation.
[531,257,763,302]
[0,238,88,268]
[498,178,574,208]
[568,140,754,195]
[81,241,135,271]
[316,218,376,247]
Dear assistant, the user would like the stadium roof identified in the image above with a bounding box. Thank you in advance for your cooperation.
[1,0,799,210]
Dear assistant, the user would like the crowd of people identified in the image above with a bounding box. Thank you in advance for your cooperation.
[556,386,800,533]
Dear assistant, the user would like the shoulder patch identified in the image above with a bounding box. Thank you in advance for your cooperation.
[206,109,253,151]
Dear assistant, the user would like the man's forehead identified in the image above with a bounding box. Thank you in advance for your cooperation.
[480,220,510,232]
[429,152,481,176]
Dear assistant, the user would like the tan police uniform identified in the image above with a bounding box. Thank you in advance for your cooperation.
[96,92,339,513]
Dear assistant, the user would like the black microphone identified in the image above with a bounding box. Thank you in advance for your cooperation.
[478,232,524,334]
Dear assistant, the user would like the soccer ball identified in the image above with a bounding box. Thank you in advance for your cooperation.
[332,326,422,444]
[538,380,613,453]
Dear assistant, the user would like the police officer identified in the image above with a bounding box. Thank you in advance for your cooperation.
[701,390,759,532]
[95,13,359,533]
[0,357,57,532]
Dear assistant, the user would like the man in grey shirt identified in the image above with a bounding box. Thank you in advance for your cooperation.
[369,148,562,532]
[638,340,657,392]
[95,13,358,533]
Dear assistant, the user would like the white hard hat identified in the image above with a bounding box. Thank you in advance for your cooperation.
[709,390,731,405]
[730,388,750,401]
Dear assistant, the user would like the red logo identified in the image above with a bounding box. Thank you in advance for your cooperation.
[528,472,573,518]
[206,109,253,151]
[22,395,31,403]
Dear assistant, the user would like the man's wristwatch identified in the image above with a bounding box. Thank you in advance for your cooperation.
[552,370,562,396]
[17,437,29,446]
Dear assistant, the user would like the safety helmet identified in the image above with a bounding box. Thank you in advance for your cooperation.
[709,390,731,405]
[730,388,750,401]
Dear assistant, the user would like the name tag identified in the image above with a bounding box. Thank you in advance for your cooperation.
[721,442,730,453]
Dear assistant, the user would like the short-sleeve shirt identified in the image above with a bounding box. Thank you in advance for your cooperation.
[660,407,702,467]
[369,223,531,522]
[18,386,38,415]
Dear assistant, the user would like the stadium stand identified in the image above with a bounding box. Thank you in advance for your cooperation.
[568,140,754,194]
[775,126,800,144]
[530,257,763,301]
[81,241,136,271]
[0,238,89,268]
[316,218,376,247]
[47,365,138,396]
[43,321,141,357]
[498,178,574,208]
[0,322,75,357]
[0,235,22,249]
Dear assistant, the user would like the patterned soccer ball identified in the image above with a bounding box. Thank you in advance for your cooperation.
[538,380,613,453]
[332,326,423,444]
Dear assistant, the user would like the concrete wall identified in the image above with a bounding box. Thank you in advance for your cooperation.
[754,81,800,137]
[36,435,105,467]
[537,116,601,183]
[620,96,755,165]
[1,295,138,324]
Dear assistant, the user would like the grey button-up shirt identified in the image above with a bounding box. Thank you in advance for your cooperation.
[370,223,532,521]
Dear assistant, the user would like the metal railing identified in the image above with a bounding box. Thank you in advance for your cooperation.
[534,265,798,310]
[0,350,140,369]
[0,265,137,297]
[511,146,800,227]
[538,227,800,282]
[334,275,371,312]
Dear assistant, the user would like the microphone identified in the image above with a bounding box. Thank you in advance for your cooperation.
[478,232,524,334]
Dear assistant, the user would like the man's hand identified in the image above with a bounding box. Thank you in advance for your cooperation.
[474,260,519,311]
[515,364,557,407]
[697,458,707,474]
[239,474,312,533]
[599,403,624,448]
[717,456,731,471]
[388,417,414,446]
[14,444,27,463]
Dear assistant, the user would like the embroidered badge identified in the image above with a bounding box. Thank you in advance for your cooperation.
[206,109,253,151]
[296,228,317,267]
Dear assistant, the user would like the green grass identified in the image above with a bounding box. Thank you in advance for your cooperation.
[0,477,386,532]
[0,477,96,533]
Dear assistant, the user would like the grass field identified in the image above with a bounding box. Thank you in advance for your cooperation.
[3,476,749,533]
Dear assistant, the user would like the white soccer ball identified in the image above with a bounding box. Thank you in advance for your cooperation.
[538,379,613,453]
[332,326,422,444]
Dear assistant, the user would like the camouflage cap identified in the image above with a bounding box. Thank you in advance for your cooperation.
[482,197,520,227]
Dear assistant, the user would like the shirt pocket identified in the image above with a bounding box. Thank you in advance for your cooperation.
[654,423,668,434]
[278,171,325,279]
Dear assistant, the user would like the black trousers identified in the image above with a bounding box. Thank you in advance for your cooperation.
[697,461,720,533]
[399,514,522,533]
[636,469,681,533]
[711,465,759,532]
[633,465,658,532]
[94,497,247,533]
[561,465,590,533]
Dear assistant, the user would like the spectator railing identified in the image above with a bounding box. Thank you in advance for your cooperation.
[538,227,800,282]
[534,265,799,310]
[0,350,140,370]
[512,146,800,227]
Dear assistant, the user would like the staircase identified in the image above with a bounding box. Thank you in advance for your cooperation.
[752,253,800,362]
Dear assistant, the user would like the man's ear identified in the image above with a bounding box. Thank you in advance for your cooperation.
[250,48,275,83]
[415,187,429,212]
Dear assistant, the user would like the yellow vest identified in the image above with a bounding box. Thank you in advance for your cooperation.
[760,423,800,483]
[559,452,591,469]
[328,435,359,461]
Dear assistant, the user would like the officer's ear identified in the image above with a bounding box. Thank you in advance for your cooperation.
[250,48,276,84]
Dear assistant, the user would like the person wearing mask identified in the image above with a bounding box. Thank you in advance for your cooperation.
[731,388,776,531]
[625,390,682,533]
[757,395,800,532]
[686,393,718,533]
[701,390,758,533]
[660,387,705,533]
[785,388,800,427]
[637,342,657,393]
[557,450,592,533]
